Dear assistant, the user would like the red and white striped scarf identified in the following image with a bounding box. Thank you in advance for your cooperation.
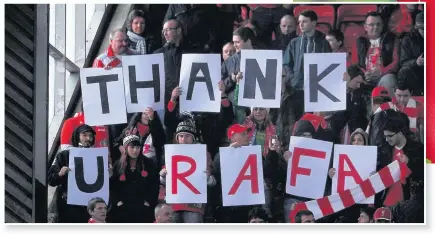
[289,160,411,222]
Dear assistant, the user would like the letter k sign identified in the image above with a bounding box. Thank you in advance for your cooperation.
[309,64,341,102]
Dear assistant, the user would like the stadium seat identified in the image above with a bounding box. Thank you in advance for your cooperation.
[336,4,377,27]
[341,22,366,61]
[294,5,335,36]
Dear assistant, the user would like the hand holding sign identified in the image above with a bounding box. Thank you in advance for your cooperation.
[218,80,226,95]
[283,151,292,162]
[231,72,243,83]
[159,168,167,178]
[398,153,409,164]
[171,87,182,102]
[144,107,154,121]
[328,168,336,179]
[59,166,70,177]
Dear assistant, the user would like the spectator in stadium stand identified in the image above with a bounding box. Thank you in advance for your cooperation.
[399,12,424,96]
[164,4,219,53]
[221,27,256,124]
[159,120,216,223]
[366,86,393,147]
[249,4,292,47]
[222,42,236,61]
[110,135,159,223]
[155,19,202,110]
[154,203,173,223]
[92,28,137,145]
[48,124,98,223]
[265,119,316,223]
[113,107,165,168]
[373,207,392,223]
[248,207,269,223]
[212,124,254,223]
[164,81,234,157]
[283,10,332,125]
[272,15,297,52]
[93,29,136,69]
[294,210,315,223]
[381,109,423,207]
[388,171,424,223]
[326,29,351,68]
[358,207,376,223]
[87,197,107,223]
[60,104,109,154]
[355,12,399,97]
[339,66,369,145]
[126,9,158,55]
[392,81,424,139]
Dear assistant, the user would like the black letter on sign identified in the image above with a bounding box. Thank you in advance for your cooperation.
[309,64,341,102]
[128,65,161,103]
[186,63,215,101]
[74,156,105,193]
[243,59,277,99]
[87,75,118,114]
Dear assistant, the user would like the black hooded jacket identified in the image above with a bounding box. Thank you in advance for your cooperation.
[47,124,96,223]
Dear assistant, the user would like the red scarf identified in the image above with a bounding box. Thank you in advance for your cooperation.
[136,122,150,137]
[383,148,408,206]
[243,117,276,157]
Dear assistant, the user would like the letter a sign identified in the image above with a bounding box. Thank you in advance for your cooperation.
[219,146,265,206]
[304,53,347,112]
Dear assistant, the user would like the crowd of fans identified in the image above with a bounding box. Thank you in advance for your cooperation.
[48,4,425,223]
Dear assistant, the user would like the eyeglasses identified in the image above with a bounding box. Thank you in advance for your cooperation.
[384,133,397,139]
[366,23,382,27]
[162,27,178,34]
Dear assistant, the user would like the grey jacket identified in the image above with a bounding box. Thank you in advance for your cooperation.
[283,30,332,91]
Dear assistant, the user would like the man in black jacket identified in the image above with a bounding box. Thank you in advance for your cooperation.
[48,124,98,223]
[399,12,424,96]
[164,4,219,53]
[272,15,297,53]
[154,19,202,109]
[356,12,399,97]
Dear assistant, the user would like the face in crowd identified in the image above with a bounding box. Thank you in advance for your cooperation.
[131,16,145,35]
[231,131,250,146]
[325,34,342,52]
[365,15,383,39]
[232,35,252,53]
[127,144,141,158]
[298,15,316,34]
[162,19,181,43]
[156,205,173,223]
[110,31,129,55]
[177,133,195,144]
[383,130,401,147]
[280,15,296,35]
[222,43,235,61]
[252,107,267,122]
[394,89,411,107]
[351,133,365,146]
[79,131,94,147]
[90,202,107,222]
[358,212,372,223]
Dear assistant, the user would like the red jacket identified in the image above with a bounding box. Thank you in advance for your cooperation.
[92,45,135,68]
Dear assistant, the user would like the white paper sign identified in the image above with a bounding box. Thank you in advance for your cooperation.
[179,54,221,113]
[304,53,347,112]
[122,54,165,113]
[80,68,127,126]
[219,146,265,206]
[331,145,377,204]
[238,49,282,108]
[286,136,333,199]
[67,147,109,206]
[164,144,207,203]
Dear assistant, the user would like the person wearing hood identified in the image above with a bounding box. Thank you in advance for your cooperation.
[355,11,399,97]
[283,10,332,125]
[110,135,159,223]
[399,12,424,96]
[48,124,99,223]
[159,120,216,223]
[264,120,316,223]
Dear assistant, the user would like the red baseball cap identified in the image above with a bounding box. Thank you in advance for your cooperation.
[372,86,390,99]
[373,207,392,221]
[227,124,250,139]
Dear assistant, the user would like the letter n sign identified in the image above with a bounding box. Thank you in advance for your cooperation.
[304,53,347,112]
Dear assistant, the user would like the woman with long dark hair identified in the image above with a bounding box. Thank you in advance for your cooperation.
[126,9,157,54]
[110,135,159,223]
[113,108,165,168]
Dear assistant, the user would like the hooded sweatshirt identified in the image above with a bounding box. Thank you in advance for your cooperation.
[283,30,332,91]
[350,128,369,146]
